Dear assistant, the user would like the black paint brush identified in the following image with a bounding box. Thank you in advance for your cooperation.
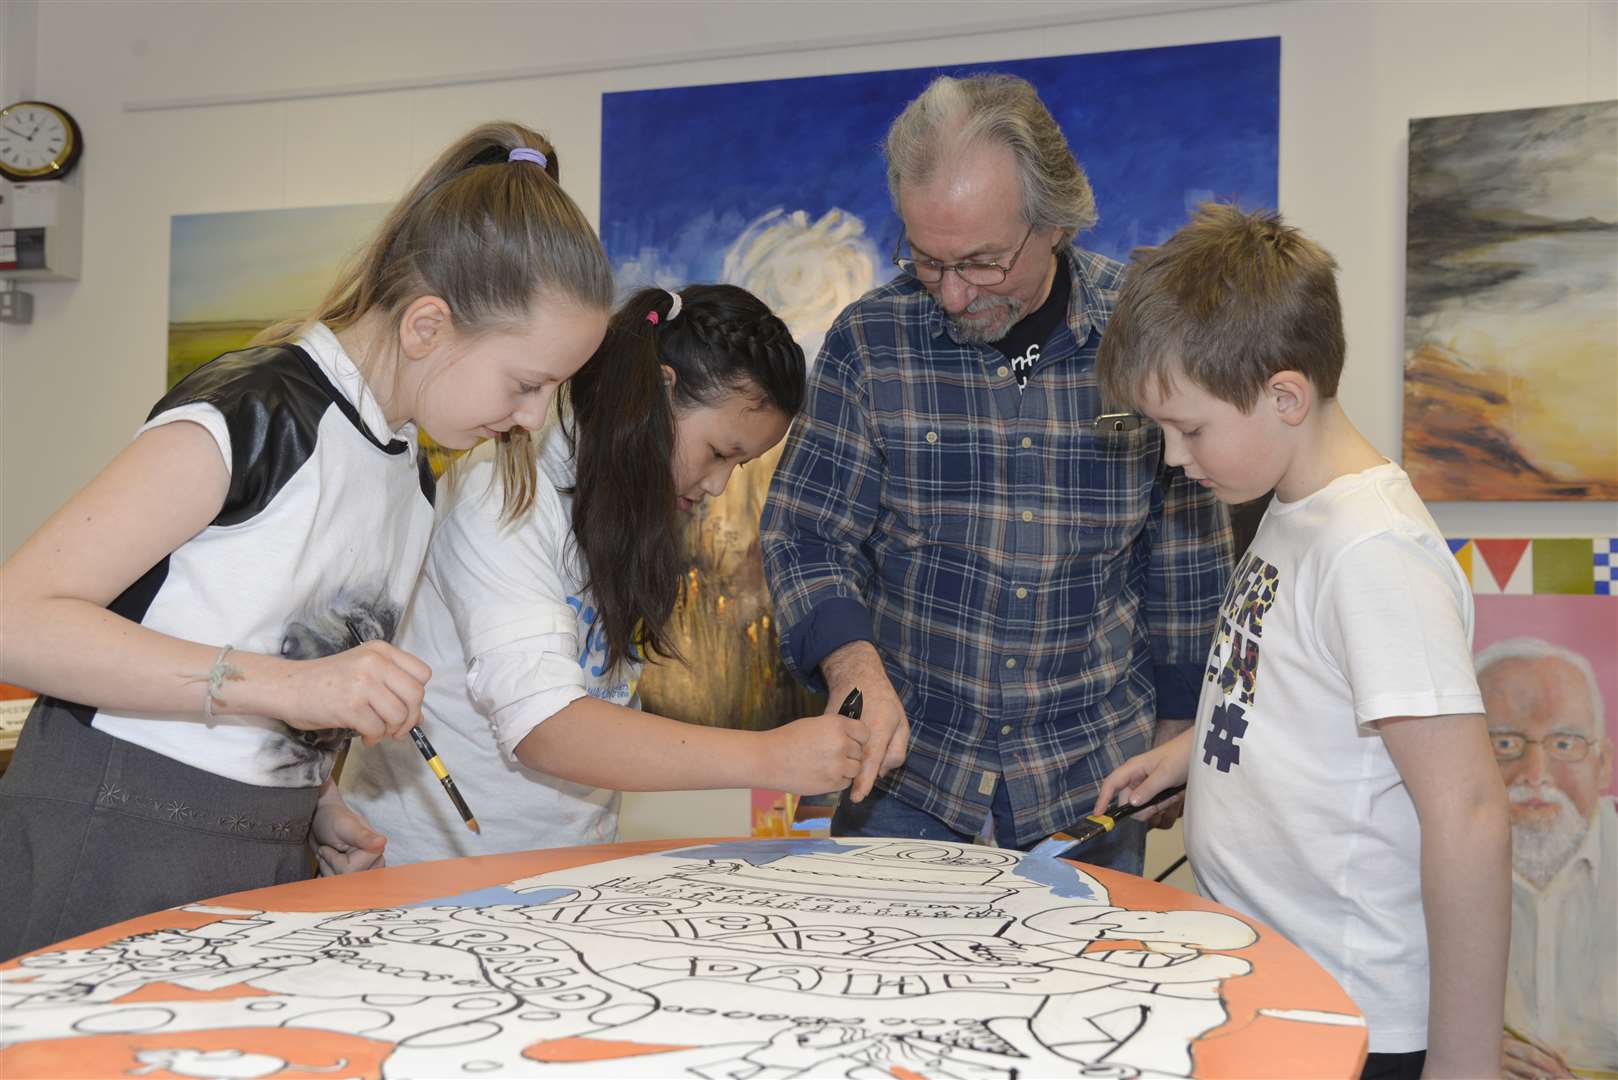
[1032,784,1187,860]
[346,618,479,834]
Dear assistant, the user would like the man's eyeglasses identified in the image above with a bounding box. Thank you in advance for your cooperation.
[1491,731,1593,762]
[893,224,1036,286]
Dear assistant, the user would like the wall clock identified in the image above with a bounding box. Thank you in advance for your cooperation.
[0,101,84,183]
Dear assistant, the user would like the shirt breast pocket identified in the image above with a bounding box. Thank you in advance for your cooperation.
[1070,421,1158,540]
[880,415,979,545]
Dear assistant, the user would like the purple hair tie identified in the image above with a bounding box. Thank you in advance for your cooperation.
[508,147,548,168]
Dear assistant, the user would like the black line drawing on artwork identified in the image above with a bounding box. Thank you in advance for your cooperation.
[1,840,1361,1078]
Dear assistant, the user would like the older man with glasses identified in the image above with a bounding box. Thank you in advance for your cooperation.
[760,73,1231,868]
[1478,637,1617,1079]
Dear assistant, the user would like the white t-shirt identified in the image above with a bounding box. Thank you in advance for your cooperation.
[1183,462,1483,1054]
[47,323,436,788]
[342,423,636,864]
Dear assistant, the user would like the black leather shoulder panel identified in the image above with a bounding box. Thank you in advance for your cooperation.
[156,345,336,526]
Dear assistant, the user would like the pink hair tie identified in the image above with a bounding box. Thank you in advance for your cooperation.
[646,290,682,327]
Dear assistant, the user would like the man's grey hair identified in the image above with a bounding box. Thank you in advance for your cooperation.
[884,73,1098,237]
[1477,636,1607,735]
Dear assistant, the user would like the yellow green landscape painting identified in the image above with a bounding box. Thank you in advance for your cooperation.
[168,204,387,387]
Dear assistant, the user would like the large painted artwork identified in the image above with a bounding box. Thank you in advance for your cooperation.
[601,38,1281,728]
[1450,537,1617,1073]
[1403,101,1618,501]
[168,205,387,388]
[0,838,1368,1078]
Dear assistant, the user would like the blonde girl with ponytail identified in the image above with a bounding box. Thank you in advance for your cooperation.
[0,122,613,960]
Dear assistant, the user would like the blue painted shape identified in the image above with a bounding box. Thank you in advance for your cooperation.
[402,885,576,909]
[1447,538,1470,554]
[1026,836,1077,862]
[1016,852,1100,901]
[667,838,857,865]
[602,38,1279,284]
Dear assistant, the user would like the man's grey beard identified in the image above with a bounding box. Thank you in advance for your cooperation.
[946,294,1027,344]
[1509,781,1591,889]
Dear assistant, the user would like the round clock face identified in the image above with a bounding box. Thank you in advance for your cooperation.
[0,101,82,182]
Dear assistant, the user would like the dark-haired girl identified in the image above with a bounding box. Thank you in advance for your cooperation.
[342,285,865,862]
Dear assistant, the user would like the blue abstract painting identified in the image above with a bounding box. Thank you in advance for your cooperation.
[603,38,1278,354]
[600,39,1279,730]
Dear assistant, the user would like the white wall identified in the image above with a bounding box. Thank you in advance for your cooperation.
[2,0,1614,851]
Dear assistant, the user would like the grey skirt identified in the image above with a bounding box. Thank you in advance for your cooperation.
[0,701,318,961]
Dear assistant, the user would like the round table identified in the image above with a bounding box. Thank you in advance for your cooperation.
[0,837,1366,1078]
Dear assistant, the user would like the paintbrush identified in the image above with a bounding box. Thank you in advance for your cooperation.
[407,726,481,835]
[1031,784,1187,860]
[345,619,480,834]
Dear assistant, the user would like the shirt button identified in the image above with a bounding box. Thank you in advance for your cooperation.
[1005,658,1018,669]
[1021,510,1034,523]
[1000,724,1013,736]
[1020,436,1032,449]
[1015,586,1028,599]
[925,431,938,444]
[997,365,1010,378]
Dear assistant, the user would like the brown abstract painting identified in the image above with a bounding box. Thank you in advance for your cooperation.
[638,440,826,731]
[1403,101,1618,501]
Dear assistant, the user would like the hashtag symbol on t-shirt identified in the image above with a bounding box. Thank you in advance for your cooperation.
[1202,700,1248,772]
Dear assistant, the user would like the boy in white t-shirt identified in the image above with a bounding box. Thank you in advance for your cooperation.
[1092,204,1509,1080]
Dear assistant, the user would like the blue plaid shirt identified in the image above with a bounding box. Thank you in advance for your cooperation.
[760,246,1233,845]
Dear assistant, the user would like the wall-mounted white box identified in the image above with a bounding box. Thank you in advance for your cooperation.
[0,178,82,281]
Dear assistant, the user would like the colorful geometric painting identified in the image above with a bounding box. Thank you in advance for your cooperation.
[602,38,1281,729]
[1450,536,1618,597]
[1403,102,1618,500]
[168,204,387,388]
[1451,536,1617,1072]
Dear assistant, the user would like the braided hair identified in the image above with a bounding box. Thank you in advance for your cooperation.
[564,284,805,670]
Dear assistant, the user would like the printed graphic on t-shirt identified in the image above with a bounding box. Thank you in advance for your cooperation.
[1009,343,1039,389]
[1201,551,1280,773]
[567,595,637,703]
[566,595,611,678]
[273,581,403,782]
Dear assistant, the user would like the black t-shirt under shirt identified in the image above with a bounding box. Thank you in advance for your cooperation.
[993,261,1071,390]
